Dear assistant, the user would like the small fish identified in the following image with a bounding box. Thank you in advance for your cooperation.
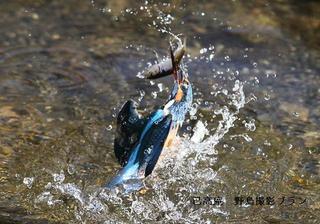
[143,38,186,79]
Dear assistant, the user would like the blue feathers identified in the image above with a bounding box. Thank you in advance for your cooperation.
[105,106,172,189]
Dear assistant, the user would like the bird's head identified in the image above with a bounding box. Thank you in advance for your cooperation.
[163,46,192,123]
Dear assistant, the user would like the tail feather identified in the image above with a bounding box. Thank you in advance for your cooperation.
[105,163,140,189]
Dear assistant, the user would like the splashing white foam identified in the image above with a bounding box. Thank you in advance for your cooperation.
[191,120,209,143]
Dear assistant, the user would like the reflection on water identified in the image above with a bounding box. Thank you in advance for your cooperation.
[0,0,319,223]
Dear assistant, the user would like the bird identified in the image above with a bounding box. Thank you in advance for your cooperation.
[105,41,192,191]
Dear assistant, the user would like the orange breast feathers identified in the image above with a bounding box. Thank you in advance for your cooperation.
[164,125,179,148]
[174,85,183,102]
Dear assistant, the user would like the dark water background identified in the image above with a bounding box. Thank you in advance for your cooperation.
[0,0,319,223]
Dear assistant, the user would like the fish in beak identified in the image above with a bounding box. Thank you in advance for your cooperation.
[143,38,186,80]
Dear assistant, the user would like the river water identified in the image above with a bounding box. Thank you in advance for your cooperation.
[0,0,319,223]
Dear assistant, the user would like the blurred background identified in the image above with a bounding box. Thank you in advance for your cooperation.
[0,0,319,223]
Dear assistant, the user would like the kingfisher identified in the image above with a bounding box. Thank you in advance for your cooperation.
[105,41,192,191]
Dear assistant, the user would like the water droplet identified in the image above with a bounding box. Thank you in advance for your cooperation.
[264,93,270,101]
[243,134,252,142]
[222,89,228,95]
[157,83,163,92]
[243,119,256,131]
[136,72,144,79]
[23,177,34,189]
[151,91,157,99]
[252,76,259,84]
[264,140,271,146]
[200,48,207,54]
[53,171,65,184]
[190,115,197,120]
[45,182,52,189]
[67,164,76,175]
[293,112,299,117]
[138,90,145,101]
[132,201,145,214]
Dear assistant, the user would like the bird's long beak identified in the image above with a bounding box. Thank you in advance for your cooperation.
[169,45,178,82]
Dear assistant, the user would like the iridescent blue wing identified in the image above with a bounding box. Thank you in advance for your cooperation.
[106,112,171,189]
[134,114,172,177]
[114,100,147,166]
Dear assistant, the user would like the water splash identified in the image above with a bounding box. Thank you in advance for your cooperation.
[191,120,209,143]
[195,80,245,156]
[30,77,246,223]
[23,177,34,189]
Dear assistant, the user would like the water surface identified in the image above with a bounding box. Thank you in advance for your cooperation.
[0,0,319,223]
